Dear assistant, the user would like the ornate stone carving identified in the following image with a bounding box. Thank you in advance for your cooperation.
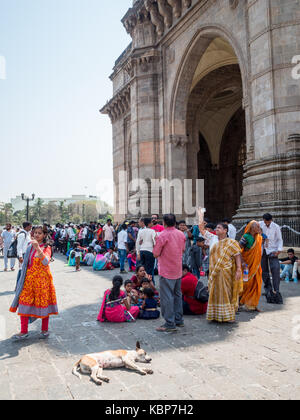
[144,0,165,37]
[167,0,182,19]
[124,59,135,78]
[169,134,189,147]
[157,0,173,28]
[182,0,192,10]
[137,50,161,72]
[100,84,131,122]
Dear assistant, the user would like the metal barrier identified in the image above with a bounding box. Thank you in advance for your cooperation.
[234,221,300,247]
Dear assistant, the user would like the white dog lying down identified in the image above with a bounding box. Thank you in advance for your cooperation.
[72,341,153,385]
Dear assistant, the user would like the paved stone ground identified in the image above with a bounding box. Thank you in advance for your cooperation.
[1,254,300,400]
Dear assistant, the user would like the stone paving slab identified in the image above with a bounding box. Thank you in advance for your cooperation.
[1,254,300,400]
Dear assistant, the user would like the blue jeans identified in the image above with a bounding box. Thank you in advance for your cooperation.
[105,241,113,250]
[280,264,293,281]
[118,249,127,272]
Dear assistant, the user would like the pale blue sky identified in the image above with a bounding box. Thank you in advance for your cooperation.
[0,0,131,205]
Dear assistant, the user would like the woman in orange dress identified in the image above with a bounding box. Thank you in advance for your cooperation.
[10,226,58,340]
[239,221,263,312]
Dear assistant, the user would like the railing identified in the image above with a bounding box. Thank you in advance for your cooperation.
[234,221,300,248]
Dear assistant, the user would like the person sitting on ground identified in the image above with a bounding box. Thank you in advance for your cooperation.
[138,288,160,320]
[82,247,96,267]
[127,250,137,272]
[104,247,120,268]
[181,265,208,316]
[140,277,160,305]
[93,241,102,254]
[131,265,152,290]
[93,249,109,271]
[280,249,299,284]
[97,276,139,323]
[124,279,139,305]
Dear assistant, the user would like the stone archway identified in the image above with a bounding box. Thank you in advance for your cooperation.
[169,29,249,221]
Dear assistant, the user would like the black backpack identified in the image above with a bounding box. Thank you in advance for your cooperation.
[7,232,26,259]
[194,280,209,303]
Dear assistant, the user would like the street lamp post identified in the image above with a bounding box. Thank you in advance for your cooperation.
[21,193,35,222]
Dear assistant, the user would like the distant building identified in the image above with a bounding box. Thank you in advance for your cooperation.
[11,195,97,212]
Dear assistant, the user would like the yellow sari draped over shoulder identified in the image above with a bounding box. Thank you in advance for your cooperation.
[207,238,242,323]
[240,221,263,310]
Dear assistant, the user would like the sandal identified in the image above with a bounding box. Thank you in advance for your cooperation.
[156,326,178,333]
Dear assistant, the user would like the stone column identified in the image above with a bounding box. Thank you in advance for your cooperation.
[236,0,300,223]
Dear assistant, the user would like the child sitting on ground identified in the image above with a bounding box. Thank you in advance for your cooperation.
[127,250,137,272]
[140,278,160,306]
[83,247,96,267]
[138,288,160,320]
[124,279,139,305]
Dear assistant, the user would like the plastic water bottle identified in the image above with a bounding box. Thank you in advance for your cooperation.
[243,265,249,283]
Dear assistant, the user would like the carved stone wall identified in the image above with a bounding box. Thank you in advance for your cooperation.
[101,0,300,223]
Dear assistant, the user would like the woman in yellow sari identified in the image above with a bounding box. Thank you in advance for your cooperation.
[200,222,243,323]
[239,221,263,311]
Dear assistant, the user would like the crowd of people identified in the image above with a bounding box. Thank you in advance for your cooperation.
[1,211,299,339]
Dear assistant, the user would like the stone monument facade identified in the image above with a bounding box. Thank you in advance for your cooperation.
[101,0,300,224]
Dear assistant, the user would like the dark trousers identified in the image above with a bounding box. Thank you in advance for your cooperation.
[140,251,155,276]
[261,251,281,293]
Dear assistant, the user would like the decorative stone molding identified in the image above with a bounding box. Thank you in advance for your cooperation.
[157,0,173,28]
[167,0,182,19]
[169,134,189,147]
[100,84,131,123]
[144,0,165,37]
[122,0,193,38]
[137,49,161,72]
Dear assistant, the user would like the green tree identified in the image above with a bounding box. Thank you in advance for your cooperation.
[58,201,70,224]
[31,198,45,224]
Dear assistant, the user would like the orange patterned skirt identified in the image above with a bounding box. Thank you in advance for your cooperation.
[10,257,58,319]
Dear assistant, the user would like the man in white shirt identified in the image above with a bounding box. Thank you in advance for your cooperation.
[1,224,16,271]
[136,217,156,276]
[117,224,128,274]
[222,219,237,240]
[103,219,115,249]
[17,222,32,267]
[67,224,76,247]
[260,214,284,302]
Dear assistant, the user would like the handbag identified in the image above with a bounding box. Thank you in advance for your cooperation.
[194,280,209,303]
